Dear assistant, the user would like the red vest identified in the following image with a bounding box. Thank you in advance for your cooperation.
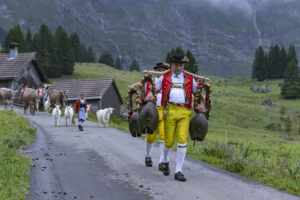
[74,99,87,113]
[161,71,194,109]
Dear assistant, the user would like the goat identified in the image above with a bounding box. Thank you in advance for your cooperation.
[64,105,74,126]
[52,104,61,127]
[96,108,114,127]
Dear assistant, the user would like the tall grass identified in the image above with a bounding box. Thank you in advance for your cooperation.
[0,110,36,199]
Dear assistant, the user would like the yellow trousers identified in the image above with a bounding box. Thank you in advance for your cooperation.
[164,104,192,148]
[146,107,165,144]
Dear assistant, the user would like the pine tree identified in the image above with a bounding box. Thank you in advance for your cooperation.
[175,47,185,56]
[98,51,115,67]
[268,44,281,79]
[80,44,88,62]
[34,24,58,77]
[86,46,95,63]
[3,25,26,52]
[55,26,74,76]
[26,29,32,52]
[115,58,122,70]
[252,46,266,81]
[0,26,5,44]
[287,43,298,65]
[281,60,300,99]
[70,33,82,63]
[130,59,140,71]
[185,50,198,73]
[165,46,185,63]
[165,49,174,64]
[279,46,288,78]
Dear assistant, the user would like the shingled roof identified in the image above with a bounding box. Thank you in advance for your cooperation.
[49,79,122,102]
[0,52,48,82]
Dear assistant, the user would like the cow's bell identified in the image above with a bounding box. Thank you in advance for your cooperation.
[139,102,159,134]
[129,112,141,137]
[189,113,208,141]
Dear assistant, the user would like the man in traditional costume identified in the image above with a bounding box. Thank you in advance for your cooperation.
[155,55,206,182]
[144,63,170,170]
[74,93,87,131]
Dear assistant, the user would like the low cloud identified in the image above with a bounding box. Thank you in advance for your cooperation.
[201,0,295,15]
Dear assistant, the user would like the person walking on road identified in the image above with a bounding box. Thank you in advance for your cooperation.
[144,63,170,170]
[75,93,87,131]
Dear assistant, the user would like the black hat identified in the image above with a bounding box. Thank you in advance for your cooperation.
[170,55,189,63]
[153,62,170,70]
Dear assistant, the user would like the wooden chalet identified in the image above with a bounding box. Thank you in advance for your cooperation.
[49,79,123,115]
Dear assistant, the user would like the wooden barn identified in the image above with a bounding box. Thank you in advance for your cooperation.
[0,43,49,99]
[49,79,123,115]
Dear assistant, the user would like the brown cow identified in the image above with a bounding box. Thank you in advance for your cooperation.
[49,90,68,110]
[0,88,16,110]
[23,88,37,115]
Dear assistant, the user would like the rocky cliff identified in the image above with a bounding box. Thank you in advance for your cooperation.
[0,0,300,77]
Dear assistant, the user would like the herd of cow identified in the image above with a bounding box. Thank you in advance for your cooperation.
[0,87,115,128]
[0,87,67,114]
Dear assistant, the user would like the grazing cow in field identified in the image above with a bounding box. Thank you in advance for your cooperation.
[96,108,114,127]
[23,88,37,115]
[52,105,61,127]
[85,104,91,120]
[0,88,17,110]
[64,105,74,126]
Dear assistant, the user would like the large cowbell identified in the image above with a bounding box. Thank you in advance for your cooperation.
[139,102,159,134]
[129,112,141,137]
[189,113,208,141]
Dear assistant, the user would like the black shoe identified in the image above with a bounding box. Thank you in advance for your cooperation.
[78,125,81,130]
[145,157,153,167]
[174,172,186,182]
[162,162,170,176]
[158,162,163,171]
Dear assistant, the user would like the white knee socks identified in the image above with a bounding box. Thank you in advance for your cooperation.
[145,139,153,157]
[163,145,171,163]
[159,141,164,163]
[175,143,187,173]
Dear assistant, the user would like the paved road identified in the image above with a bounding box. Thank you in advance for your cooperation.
[16,108,299,200]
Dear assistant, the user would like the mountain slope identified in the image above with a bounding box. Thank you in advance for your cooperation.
[1,0,300,77]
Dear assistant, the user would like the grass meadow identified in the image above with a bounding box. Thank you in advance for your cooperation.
[56,63,300,196]
[0,110,36,200]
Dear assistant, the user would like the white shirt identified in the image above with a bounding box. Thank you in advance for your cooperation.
[143,77,162,107]
[155,77,162,107]
[156,72,197,104]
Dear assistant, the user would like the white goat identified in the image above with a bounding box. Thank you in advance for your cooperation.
[44,100,50,112]
[85,104,91,120]
[64,105,74,126]
[52,105,61,127]
[96,108,114,127]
